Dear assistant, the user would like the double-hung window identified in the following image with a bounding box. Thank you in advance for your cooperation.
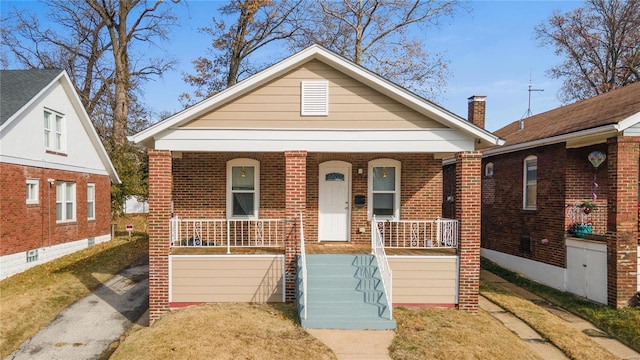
[368,159,401,219]
[56,181,76,222]
[227,159,260,218]
[523,156,537,210]
[87,183,95,220]
[44,110,64,152]
[26,179,39,204]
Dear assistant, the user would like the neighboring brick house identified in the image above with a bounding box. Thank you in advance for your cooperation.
[0,69,120,279]
[468,83,639,308]
[131,45,504,323]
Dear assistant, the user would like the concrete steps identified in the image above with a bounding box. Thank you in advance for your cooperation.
[297,254,396,330]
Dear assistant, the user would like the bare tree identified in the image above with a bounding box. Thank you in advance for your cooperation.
[536,0,640,102]
[180,0,303,106]
[295,0,463,100]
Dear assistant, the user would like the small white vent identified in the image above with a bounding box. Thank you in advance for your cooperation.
[301,81,328,116]
[26,249,39,263]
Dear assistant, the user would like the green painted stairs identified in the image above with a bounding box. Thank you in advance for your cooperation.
[296,254,396,330]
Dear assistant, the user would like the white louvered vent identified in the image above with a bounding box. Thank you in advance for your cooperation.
[301,81,328,116]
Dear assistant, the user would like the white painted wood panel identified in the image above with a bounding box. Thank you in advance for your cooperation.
[388,256,457,305]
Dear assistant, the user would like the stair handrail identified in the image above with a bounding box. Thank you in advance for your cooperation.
[371,216,393,320]
[299,211,308,320]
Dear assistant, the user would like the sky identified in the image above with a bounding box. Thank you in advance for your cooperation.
[1,0,582,132]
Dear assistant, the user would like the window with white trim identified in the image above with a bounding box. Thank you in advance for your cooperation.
[44,110,65,152]
[227,159,260,218]
[485,162,494,177]
[87,183,95,220]
[26,179,39,204]
[523,156,537,210]
[368,159,401,219]
[301,81,328,116]
[56,181,76,222]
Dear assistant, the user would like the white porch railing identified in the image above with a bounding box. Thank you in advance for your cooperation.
[374,218,459,248]
[371,216,393,320]
[299,212,308,320]
[170,217,289,254]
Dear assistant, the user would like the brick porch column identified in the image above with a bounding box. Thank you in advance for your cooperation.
[284,150,307,302]
[148,150,172,322]
[606,136,639,308]
[455,151,482,313]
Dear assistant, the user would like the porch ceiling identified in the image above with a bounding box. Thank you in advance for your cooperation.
[154,128,477,153]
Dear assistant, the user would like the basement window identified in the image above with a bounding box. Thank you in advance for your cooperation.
[301,81,328,116]
[26,249,39,263]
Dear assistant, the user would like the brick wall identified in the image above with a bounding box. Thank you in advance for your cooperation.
[481,143,567,268]
[148,150,172,322]
[606,136,639,308]
[284,150,307,301]
[456,151,482,313]
[0,162,111,256]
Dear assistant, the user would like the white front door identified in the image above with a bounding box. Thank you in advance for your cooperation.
[318,161,351,241]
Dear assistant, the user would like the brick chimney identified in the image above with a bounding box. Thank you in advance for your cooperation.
[467,95,486,129]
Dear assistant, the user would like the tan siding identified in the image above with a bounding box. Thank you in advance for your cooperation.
[389,256,457,305]
[171,256,284,303]
[184,60,445,129]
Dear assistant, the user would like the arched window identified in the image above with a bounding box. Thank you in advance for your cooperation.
[368,159,401,220]
[523,156,537,210]
[227,158,260,219]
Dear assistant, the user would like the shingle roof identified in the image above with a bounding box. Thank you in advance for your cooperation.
[494,82,640,146]
[0,69,63,126]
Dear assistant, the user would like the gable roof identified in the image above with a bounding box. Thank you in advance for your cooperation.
[0,69,64,126]
[0,69,120,184]
[131,45,504,150]
[489,82,640,153]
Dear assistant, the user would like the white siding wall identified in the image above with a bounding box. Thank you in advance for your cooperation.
[0,79,109,176]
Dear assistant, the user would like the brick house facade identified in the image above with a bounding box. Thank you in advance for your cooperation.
[475,83,640,308]
[0,70,119,279]
[133,46,504,322]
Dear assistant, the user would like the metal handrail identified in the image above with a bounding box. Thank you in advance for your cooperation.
[371,216,393,320]
[299,212,308,320]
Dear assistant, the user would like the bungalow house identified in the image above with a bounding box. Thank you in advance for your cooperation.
[469,82,640,308]
[131,45,504,327]
[0,69,120,279]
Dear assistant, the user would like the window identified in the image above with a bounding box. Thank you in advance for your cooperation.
[56,181,76,222]
[227,159,260,218]
[44,110,64,152]
[523,156,537,209]
[368,159,401,219]
[301,81,328,116]
[485,162,494,177]
[87,183,95,220]
[26,179,39,204]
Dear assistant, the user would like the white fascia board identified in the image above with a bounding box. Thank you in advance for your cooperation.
[131,45,504,148]
[59,72,121,184]
[616,111,640,132]
[153,128,476,153]
[0,154,111,176]
[483,124,619,157]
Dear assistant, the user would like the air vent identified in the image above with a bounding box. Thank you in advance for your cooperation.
[26,249,39,263]
[88,237,95,247]
[301,81,328,116]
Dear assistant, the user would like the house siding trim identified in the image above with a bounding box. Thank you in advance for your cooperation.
[155,128,476,153]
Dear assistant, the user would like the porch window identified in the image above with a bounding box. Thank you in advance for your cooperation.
[227,158,260,219]
[368,159,401,219]
[523,156,537,210]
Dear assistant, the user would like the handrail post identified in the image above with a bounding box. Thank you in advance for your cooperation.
[226,220,231,254]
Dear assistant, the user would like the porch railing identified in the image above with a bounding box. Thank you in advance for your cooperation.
[371,216,393,320]
[375,218,459,248]
[299,212,308,320]
[566,204,607,236]
[169,217,289,254]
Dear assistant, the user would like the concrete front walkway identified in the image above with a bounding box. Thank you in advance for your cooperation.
[307,329,394,360]
[5,257,149,360]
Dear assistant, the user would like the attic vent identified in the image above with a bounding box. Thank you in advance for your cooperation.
[301,81,328,116]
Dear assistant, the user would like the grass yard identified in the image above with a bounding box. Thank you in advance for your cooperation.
[0,228,148,358]
[481,258,640,354]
